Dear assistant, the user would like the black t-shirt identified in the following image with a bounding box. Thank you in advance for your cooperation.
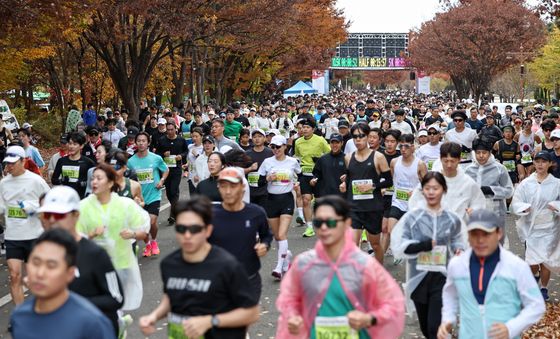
[190,122,211,136]
[69,238,123,333]
[246,147,274,197]
[234,116,250,127]
[155,136,189,170]
[424,115,443,126]
[210,204,273,276]
[196,176,221,202]
[161,246,256,339]
[51,155,96,198]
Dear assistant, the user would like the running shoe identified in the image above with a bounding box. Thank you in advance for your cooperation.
[393,258,403,266]
[302,227,315,237]
[151,240,160,256]
[541,288,550,302]
[282,250,292,273]
[361,230,368,243]
[142,242,152,257]
[118,314,133,339]
[271,270,282,281]
[295,216,306,227]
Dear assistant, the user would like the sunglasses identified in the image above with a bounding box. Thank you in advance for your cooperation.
[399,144,412,149]
[515,121,522,124]
[42,212,68,221]
[544,129,553,132]
[453,119,464,123]
[114,164,123,171]
[312,218,344,229]
[175,224,205,234]
[427,131,438,135]
[270,144,283,150]
[352,133,367,139]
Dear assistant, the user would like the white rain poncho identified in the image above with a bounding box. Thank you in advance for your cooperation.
[511,173,560,272]
[408,170,485,222]
[464,156,514,225]
[391,208,466,313]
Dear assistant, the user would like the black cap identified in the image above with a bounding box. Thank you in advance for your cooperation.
[202,135,215,144]
[300,118,315,128]
[127,127,139,137]
[60,133,68,144]
[330,133,343,142]
[357,105,365,110]
[338,120,350,129]
[451,110,468,120]
[535,151,552,161]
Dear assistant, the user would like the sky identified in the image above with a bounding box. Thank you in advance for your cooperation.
[336,0,443,33]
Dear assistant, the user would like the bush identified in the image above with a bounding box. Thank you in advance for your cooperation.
[30,109,63,147]
[11,107,28,125]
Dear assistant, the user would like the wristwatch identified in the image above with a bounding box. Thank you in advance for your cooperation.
[369,314,377,327]
[211,315,220,328]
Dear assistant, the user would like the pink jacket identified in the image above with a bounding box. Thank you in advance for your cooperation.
[275,229,405,338]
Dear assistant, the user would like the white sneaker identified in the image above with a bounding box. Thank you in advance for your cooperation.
[282,250,292,273]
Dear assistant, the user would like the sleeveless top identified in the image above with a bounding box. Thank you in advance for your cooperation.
[542,141,554,153]
[382,149,401,196]
[391,156,420,212]
[116,178,133,199]
[347,151,384,211]
[497,140,518,173]
[518,131,535,164]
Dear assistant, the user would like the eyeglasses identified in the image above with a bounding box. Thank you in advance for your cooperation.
[352,133,367,139]
[175,224,205,234]
[427,131,438,135]
[399,144,412,149]
[270,144,283,150]
[453,119,464,123]
[42,212,68,221]
[312,218,344,229]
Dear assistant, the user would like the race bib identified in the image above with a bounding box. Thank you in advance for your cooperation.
[7,206,27,219]
[62,165,80,183]
[395,189,410,202]
[302,166,314,176]
[136,168,154,184]
[272,170,291,186]
[164,156,177,168]
[182,131,191,139]
[427,160,435,171]
[168,313,203,339]
[248,172,259,187]
[352,179,374,200]
[384,185,394,196]
[417,245,447,273]
[503,160,516,172]
[460,151,470,161]
[521,153,532,164]
[315,316,359,339]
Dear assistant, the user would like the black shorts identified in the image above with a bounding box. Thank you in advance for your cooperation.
[298,174,316,195]
[508,171,519,184]
[5,239,35,261]
[383,195,393,217]
[265,193,294,218]
[250,194,268,209]
[522,162,533,168]
[388,206,406,220]
[351,210,383,235]
[144,200,161,216]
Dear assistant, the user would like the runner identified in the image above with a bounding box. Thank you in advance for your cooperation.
[224,108,244,142]
[156,122,189,225]
[51,132,96,199]
[383,133,427,261]
[39,186,125,336]
[478,112,503,145]
[258,135,301,279]
[493,125,521,185]
[179,110,194,144]
[47,133,68,180]
[211,167,272,301]
[139,196,260,338]
[392,172,465,339]
[103,119,126,148]
[511,151,560,301]
[9,229,116,338]
[438,209,545,339]
[445,110,478,168]
[18,128,45,169]
[416,125,442,171]
[246,128,273,207]
[110,150,144,204]
[381,129,401,246]
[391,109,412,134]
[515,118,541,181]
[367,127,383,151]
[192,134,215,188]
[127,132,169,257]
[196,151,226,202]
[310,133,346,197]
[0,145,50,305]
[0,117,15,166]
[211,118,242,151]
[340,123,392,263]
[295,118,331,238]
[276,195,405,338]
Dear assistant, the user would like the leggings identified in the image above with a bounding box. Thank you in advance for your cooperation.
[164,169,182,217]
[412,272,446,339]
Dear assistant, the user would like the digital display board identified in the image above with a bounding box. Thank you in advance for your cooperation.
[331,33,409,70]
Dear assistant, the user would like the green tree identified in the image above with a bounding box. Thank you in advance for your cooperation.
[529,27,560,100]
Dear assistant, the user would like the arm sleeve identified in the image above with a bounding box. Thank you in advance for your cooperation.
[376,170,393,189]
[404,240,433,254]
[51,160,62,185]
[89,249,125,312]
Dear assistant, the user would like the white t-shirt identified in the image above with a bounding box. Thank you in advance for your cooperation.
[391,121,413,134]
[0,171,50,240]
[445,128,478,149]
[258,156,301,195]
[323,118,339,139]
[416,142,442,171]
[344,139,357,155]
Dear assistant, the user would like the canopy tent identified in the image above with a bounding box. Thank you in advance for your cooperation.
[283,81,317,98]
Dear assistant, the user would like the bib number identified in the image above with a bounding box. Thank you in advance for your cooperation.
[302,166,313,176]
[395,189,410,202]
[352,179,374,200]
[521,153,532,164]
[167,314,203,339]
[165,156,177,168]
[460,151,470,161]
[272,170,291,186]
[62,165,80,183]
[427,160,435,171]
[136,169,154,184]
[248,172,259,187]
[315,316,359,339]
[182,132,191,139]
[503,160,516,172]
[7,206,27,219]
[417,245,447,273]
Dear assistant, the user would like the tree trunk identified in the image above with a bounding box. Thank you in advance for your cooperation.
[450,75,469,99]
[171,43,188,109]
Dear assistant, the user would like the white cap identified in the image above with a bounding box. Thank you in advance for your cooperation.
[157,118,167,125]
[22,122,33,129]
[270,135,287,146]
[3,145,25,163]
[267,129,280,136]
[418,130,428,137]
[550,129,560,140]
[427,124,441,132]
[251,128,266,138]
[38,186,81,214]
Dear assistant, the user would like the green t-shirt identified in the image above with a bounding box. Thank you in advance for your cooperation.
[310,275,370,339]
[224,120,244,142]
[294,134,330,175]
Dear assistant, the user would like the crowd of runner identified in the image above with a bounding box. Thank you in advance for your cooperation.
[1,91,560,338]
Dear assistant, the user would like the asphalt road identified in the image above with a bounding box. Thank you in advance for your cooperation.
[0,178,558,338]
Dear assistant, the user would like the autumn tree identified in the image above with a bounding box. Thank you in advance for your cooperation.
[410,0,545,100]
[529,26,560,100]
